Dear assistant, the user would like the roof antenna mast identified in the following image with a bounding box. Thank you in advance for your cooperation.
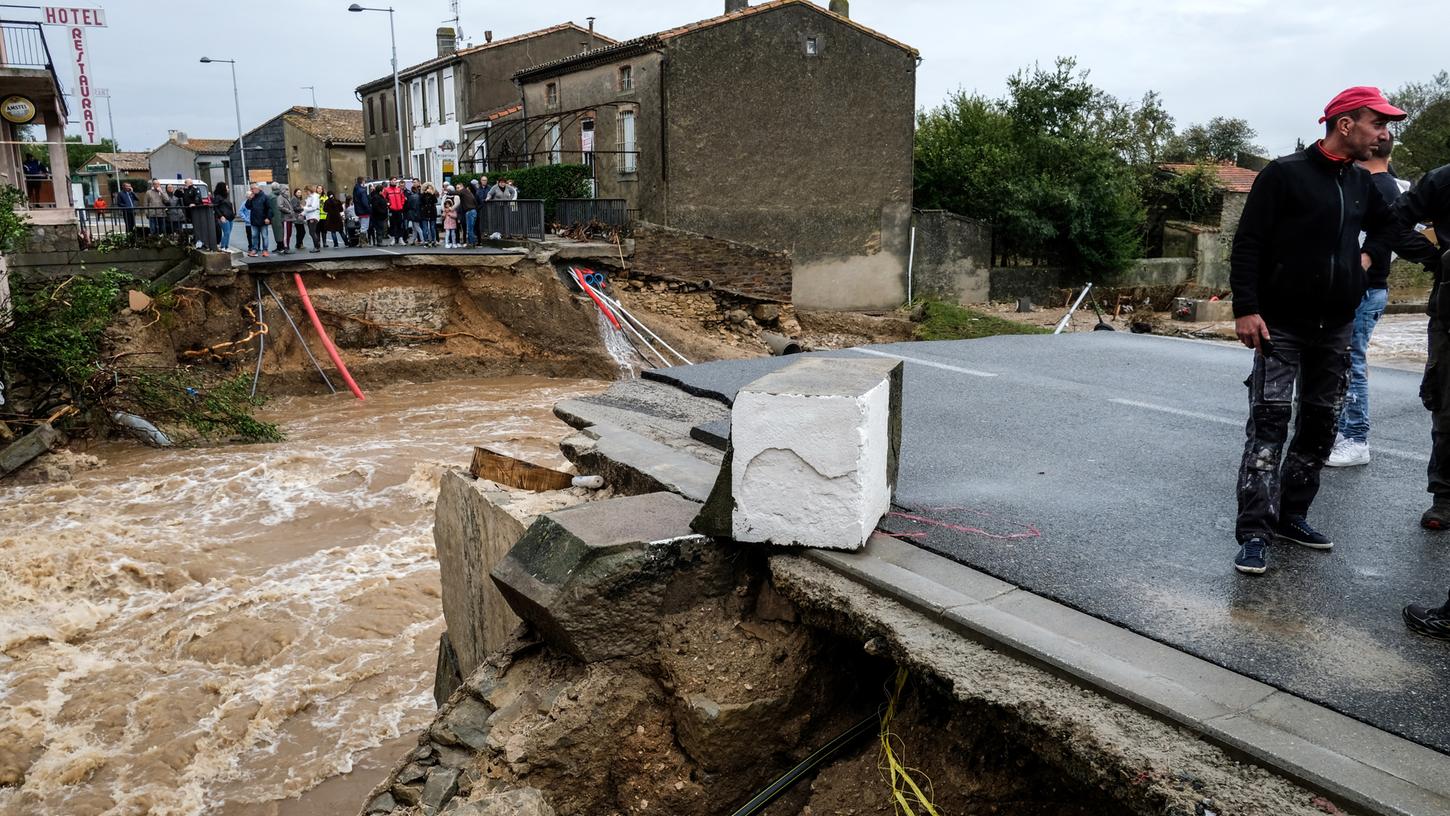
[445,0,463,45]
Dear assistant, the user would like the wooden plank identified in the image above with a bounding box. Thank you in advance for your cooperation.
[0,423,60,476]
[469,446,574,492]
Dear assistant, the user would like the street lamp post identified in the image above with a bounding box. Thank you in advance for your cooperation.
[200,57,247,186]
[348,4,407,178]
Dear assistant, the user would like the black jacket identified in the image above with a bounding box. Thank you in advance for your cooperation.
[1364,171,1408,289]
[1231,142,1436,328]
[1389,165,1450,314]
[352,183,370,216]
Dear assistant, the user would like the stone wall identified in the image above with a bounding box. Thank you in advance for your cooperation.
[7,245,189,282]
[988,258,1196,304]
[630,222,791,302]
[911,210,992,304]
[19,220,81,254]
[1164,221,1229,290]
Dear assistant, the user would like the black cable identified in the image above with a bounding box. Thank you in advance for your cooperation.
[728,711,879,816]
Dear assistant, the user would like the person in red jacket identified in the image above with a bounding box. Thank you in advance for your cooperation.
[383,178,406,245]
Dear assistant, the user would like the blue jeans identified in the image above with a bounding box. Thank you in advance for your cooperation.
[1338,287,1388,443]
[219,218,233,250]
[418,219,436,243]
[250,225,269,252]
[464,209,477,244]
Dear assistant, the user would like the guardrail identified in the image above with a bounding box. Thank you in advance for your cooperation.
[477,199,544,240]
[554,198,628,228]
[76,205,219,251]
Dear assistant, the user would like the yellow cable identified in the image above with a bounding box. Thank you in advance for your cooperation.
[879,667,940,816]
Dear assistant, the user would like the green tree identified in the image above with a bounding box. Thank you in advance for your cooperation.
[1400,97,1450,177]
[1390,71,1450,177]
[914,57,1144,275]
[1165,117,1263,163]
[19,132,119,175]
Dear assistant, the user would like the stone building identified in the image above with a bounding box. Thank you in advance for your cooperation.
[356,22,615,184]
[148,132,236,187]
[0,20,73,222]
[225,107,365,193]
[509,0,918,310]
[1158,163,1259,290]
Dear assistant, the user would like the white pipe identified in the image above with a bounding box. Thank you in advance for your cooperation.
[1053,283,1092,335]
[906,224,916,305]
[577,273,670,367]
[594,286,696,363]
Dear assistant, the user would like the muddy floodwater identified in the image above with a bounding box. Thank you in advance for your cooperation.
[0,376,602,816]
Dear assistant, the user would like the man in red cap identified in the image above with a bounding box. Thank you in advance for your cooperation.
[1228,87,1440,575]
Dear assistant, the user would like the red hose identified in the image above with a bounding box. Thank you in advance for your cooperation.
[292,273,366,401]
[574,267,621,329]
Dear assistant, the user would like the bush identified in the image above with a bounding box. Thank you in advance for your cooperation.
[0,268,282,444]
[453,164,591,221]
[0,185,32,255]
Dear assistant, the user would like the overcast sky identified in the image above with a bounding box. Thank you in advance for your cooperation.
[35,0,1445,158]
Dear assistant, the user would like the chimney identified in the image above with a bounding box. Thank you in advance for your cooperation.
[175,131,189,145]
[828,0,849,17]
[436,26,457,57]
[725,0,747,12]
[167,129,179,142]
[587,16,596,50]
[484,30,493,43]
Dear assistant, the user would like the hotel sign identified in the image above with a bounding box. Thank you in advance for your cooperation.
[42,6,106,144]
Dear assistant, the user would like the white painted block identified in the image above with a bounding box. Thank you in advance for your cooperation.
[729,362,894,550]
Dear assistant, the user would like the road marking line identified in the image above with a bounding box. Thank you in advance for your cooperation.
[846,347,997,378]
[1109,398,1431,463]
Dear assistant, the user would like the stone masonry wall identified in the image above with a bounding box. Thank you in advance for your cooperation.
[630,222,792,303]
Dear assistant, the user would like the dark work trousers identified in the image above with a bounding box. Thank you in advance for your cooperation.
[293,220,306,250]
[1235,321,1353,542]
[389,211,404,241]
[1422,317,1450,499]
[306,219,321,250]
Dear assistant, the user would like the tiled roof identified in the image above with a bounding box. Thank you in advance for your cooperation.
[486,104,522,122]
[283,106,365,145]
[1161,163,1260,194]
[356,22,618,91]
[84,151,150,172]
[173,137,234,155]
[516,0,917,81]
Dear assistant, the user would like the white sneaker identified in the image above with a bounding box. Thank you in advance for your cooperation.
[1326,437,1370,467]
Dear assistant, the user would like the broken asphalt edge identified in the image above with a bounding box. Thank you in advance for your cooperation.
[554,397,1450,816]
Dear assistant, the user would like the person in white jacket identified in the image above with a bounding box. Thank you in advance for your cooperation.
[301,186,322,253]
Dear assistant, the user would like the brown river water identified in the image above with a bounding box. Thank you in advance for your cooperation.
[0,376,603,816]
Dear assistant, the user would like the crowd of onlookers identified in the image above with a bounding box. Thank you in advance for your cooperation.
[209,175,521,257]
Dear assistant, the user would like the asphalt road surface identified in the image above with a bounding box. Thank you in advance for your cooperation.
[646,332,1450,754]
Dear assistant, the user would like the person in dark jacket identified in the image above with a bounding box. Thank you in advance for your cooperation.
[370,185,389,246]
[247,183,271,256]
[403,185,420,245]
[1386,163,1450,527]
[418,183,439,247]
[1228,87,1439,576]
[323,191,345,248]
[352,177,371,244]
[458,182,477,247]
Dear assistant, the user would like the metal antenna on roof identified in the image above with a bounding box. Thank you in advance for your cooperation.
[443,0,463,45]
[301,86,316,109]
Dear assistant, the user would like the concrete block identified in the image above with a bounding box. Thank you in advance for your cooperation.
[0,423,60,476]
[433,470,589,679]
[707,357,902,550]
[490,492,717,662]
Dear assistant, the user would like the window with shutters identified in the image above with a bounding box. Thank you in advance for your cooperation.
[617,110,636,173]
[619,65,633,91]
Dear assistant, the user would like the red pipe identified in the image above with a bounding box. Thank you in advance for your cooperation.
[292,273,366,401]
[574,267,621,329]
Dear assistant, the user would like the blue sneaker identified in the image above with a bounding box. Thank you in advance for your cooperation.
[1274,515,1333,550]
[1234,537,1269,575]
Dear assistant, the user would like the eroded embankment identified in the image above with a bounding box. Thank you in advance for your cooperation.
[108,254,622,395]
[362,540,1351,816]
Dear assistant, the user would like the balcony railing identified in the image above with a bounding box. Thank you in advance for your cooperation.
[0,21,66,115]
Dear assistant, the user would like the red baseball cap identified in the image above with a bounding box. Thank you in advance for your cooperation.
[1319,86,1406,123]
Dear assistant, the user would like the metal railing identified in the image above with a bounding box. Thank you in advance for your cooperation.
[1,20,52,69]
[75,205,219,251]
[554,198,628,228]
[477,199,544,240]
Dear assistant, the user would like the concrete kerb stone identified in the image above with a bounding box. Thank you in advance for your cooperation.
[804,534,1450,816]
[693,357,903,550]
[490,492,726,663]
